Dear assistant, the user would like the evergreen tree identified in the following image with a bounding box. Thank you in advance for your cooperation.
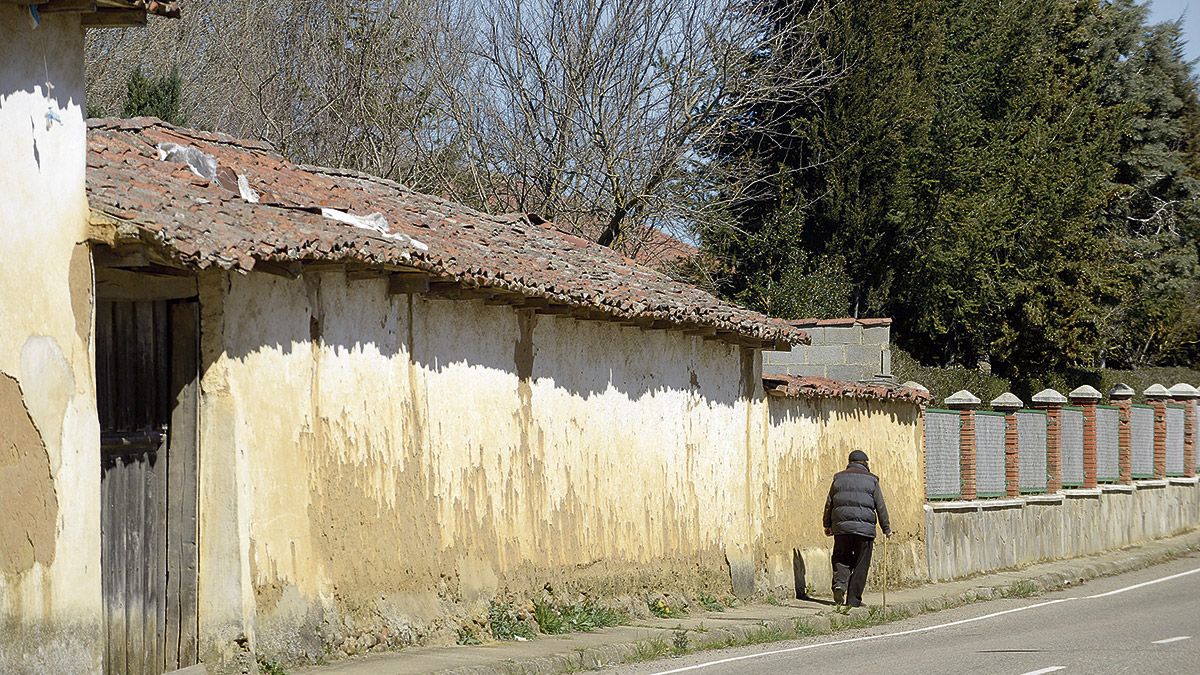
[706,0,1200,377]
[121,66,187,126]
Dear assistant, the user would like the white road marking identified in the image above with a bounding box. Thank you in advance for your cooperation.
[648,599,1077,674]
[1085,566,1200,599]
[1152,636,1191,645]
[1017,668,1064,675]
[648,565,1200,675]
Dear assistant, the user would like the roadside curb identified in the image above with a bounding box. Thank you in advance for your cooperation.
[308,530,1200,674]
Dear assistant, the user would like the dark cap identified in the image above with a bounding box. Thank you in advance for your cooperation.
[848,450,870,463]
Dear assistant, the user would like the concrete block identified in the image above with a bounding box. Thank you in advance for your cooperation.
[880,348,892,377]
[862,326,890,346]
[800,326,826,345]
[762,361,788,375]
[787,365,827,378]
[846,343,884,368]
[827,364,872,382]
[823,325,862,345]
[805,344,847,366]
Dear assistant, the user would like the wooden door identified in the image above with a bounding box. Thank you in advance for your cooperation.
[97,300,199,675]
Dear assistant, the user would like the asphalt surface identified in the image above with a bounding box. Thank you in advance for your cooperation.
[612,552,1200,675]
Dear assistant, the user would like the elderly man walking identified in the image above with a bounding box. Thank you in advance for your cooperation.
[823,450,891,607]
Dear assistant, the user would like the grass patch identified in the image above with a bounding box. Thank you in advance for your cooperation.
[998,580,1042,599]
[488,600,535,641]
[742,625,789,645]
[630,637,671,662]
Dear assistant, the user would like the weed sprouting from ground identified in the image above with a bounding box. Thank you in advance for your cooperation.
[648,597,681,618]
[488,600,535,641]
[698,592,725,612]
[456,626,483,645]
[534,599,625,635]
[792,618,826,636]
[534,600,567,635]
[257,657,287,675]
[672,628,690,655]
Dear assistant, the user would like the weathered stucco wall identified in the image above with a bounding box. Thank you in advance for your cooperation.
[760,397,926,596]
[195,270,927,668]
[198,271,762,665]
[0,8,101,674]
[926,483,1200,581]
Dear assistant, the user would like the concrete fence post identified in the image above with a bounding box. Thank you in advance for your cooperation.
[1108,383,1135,484]
[1032,389,1067,493]
[991,392,1023,497]
[1169,383,1199,477]
[947,389,982,500]
[1069,385,1102,489]
[1145,384,1171,480]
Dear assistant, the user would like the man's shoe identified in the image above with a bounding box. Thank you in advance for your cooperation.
[833,587,845,606]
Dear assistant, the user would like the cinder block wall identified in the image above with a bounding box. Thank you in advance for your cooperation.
[763,318,891,382]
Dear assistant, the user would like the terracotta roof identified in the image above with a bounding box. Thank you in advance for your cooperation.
[85,118,808,347]
[762,375,931,404]
[787,317,892,328]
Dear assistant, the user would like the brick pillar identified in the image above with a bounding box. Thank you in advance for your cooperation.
[1169,383,1199,477]
[947,389,981,500]
[1145,384,1170,479]
[991,392,1023,497]
[1033,389,1066,493]
[1070,385,1102,489]
[1108,383,1134,484]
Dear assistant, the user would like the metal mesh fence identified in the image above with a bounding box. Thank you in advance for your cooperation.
[975,412,1006,497]
[925,410,960,499]
[1095,406,1120,483]
[1061,408,1084,487]
[1131,405,1155,478]
[1017,411,1048,493]
[1167,406,1185,476]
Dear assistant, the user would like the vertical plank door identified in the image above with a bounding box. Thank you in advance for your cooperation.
[98,299,199,675]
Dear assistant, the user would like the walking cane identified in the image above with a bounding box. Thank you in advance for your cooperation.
[882,534,888,611]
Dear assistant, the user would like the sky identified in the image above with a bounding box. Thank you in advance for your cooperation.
[1145,0,1200,65]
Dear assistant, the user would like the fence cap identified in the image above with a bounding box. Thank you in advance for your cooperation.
[1031,388,1067,406]
[1107,383,1135,400]
[990,392,1024,411]
[944,389,981,409]
[1143,383,1172,399]
[1068,384,1102,402]
[901,381,929,394]
[1167,383,1199,399]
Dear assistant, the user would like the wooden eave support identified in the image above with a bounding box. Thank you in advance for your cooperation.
[81,8,145,26]
[36,1,98,12]
[388,272,430,295]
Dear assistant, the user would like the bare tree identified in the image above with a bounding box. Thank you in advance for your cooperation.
[85,0,469,188]
[86,0,833,256]
[434,0,834,254]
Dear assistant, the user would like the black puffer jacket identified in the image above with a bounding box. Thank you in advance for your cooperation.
[823,462,891,538]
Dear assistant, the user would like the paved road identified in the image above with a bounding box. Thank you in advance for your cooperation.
[613,553,1200,675]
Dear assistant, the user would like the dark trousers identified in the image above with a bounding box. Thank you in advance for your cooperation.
[831,534,874,605]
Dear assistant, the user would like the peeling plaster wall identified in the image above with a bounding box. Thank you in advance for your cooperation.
[926,485,1200,581]
[199,271,762,664]
[195,270,927,668]
[0,8,101,673]
[760,397,926,596]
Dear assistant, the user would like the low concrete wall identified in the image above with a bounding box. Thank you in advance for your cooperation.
[763,320,891,382]
[925,481,1200,581]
